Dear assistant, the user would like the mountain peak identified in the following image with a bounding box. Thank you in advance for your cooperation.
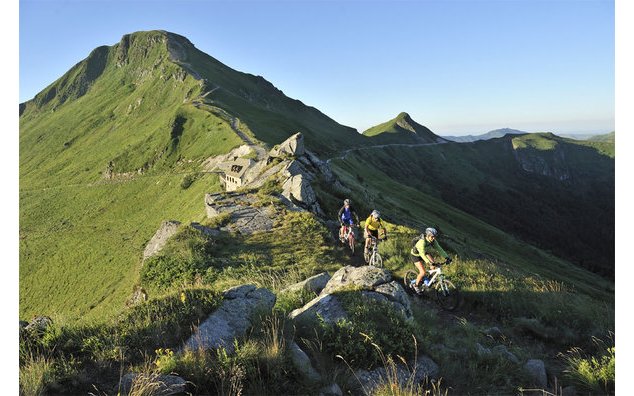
[363,112,446,144]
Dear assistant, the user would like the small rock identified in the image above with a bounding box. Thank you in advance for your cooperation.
[289,341,321,384]
[120,373,186,395]
[524,359,547,389]
[483,326,504,339]
[25,316,53,337]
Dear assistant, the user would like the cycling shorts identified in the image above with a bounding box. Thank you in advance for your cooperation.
[341,216,354,225]
[367,229,379,239]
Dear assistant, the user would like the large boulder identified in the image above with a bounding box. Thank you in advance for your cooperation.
[320,265,392,295]
[182,285,276,353]
[281,272,331,295]
[269,132,305,158]
[289,266,412,328]
[143,220,181,260]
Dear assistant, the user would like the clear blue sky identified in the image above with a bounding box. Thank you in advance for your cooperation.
[19,0,614,135]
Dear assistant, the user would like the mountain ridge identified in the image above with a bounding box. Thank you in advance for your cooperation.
[362,112,447,144]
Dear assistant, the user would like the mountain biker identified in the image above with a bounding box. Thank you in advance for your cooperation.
[338,198,360,242]
[410,227,451,293]
[364,210,387,257]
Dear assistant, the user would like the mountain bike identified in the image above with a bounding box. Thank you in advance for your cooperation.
[403,260,460,311]
[364,235,384,267]
[340,224,357,255]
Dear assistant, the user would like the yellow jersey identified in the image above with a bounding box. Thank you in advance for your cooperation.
[365,216,383,231]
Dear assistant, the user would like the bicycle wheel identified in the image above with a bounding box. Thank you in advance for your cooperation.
[434,279,460,311]
[403,270,418,294]
[370,252,383,268]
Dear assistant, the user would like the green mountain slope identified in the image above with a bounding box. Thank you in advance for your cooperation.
[330,132,614,276]
[19,30,614,395]
[362,112,446,144]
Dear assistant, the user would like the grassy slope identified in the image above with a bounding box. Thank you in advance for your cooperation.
[19,31,243,322]
[327,150,613,300]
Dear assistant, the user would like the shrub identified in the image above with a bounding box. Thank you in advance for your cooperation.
[319,292,416,369]
[180,173,199,189]
[561,337,615,394]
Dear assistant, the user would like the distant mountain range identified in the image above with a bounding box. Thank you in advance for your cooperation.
[444,128,615,143]
[442,128,528,142]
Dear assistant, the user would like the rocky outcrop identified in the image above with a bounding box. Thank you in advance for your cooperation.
[120,373,187,395]
[511,140,571,181]
[143,220,181,260]
[182,285,276,353]
[205,193,276,235]
[289,266,412,327]
[269,132,305,158]
[350,356,439,395]
[281,272,331,295]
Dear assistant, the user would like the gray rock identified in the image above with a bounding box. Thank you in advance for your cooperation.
[524,359,547,389]
[281,272,331,295]
[289,341,321,384]
[25,316,53,336]
[319,383,343,396]
[491,345,520,364]
[351,356,439,395]
[288,293,348,326]
[269,132,305,158]
[320,266,392,296]
[120,373,186,395]
[282,174,317,205]
[182,284,276,353]
[143,220,181,260]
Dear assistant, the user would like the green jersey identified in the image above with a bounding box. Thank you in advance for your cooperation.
[411,237,449,264]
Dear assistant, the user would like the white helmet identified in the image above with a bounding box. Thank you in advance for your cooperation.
[371,210,380,218]
[425,227,438,237]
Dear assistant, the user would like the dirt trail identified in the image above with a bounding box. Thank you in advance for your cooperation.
[325,141,448,164]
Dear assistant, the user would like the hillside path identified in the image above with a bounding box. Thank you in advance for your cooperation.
[325,141,448,164]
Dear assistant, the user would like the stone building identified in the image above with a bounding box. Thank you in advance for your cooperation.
[221,158,253,192]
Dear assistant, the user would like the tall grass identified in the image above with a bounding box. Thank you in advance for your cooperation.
[560,335,615,394]
[19,354,54,396]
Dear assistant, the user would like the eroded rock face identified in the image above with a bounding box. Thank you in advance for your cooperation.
[143,220,181,260]
[182,285,276,354]
[269,132,305,158]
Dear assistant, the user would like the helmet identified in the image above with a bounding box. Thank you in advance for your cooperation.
[371,210,380,218]
[425,227,438,237]
[344,199,351,205]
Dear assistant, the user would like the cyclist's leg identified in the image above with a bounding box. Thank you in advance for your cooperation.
[414,259,426,287]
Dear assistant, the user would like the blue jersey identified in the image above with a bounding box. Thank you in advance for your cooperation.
[338,206,358,225]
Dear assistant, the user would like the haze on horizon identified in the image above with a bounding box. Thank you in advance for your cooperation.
[19,0,615,137]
